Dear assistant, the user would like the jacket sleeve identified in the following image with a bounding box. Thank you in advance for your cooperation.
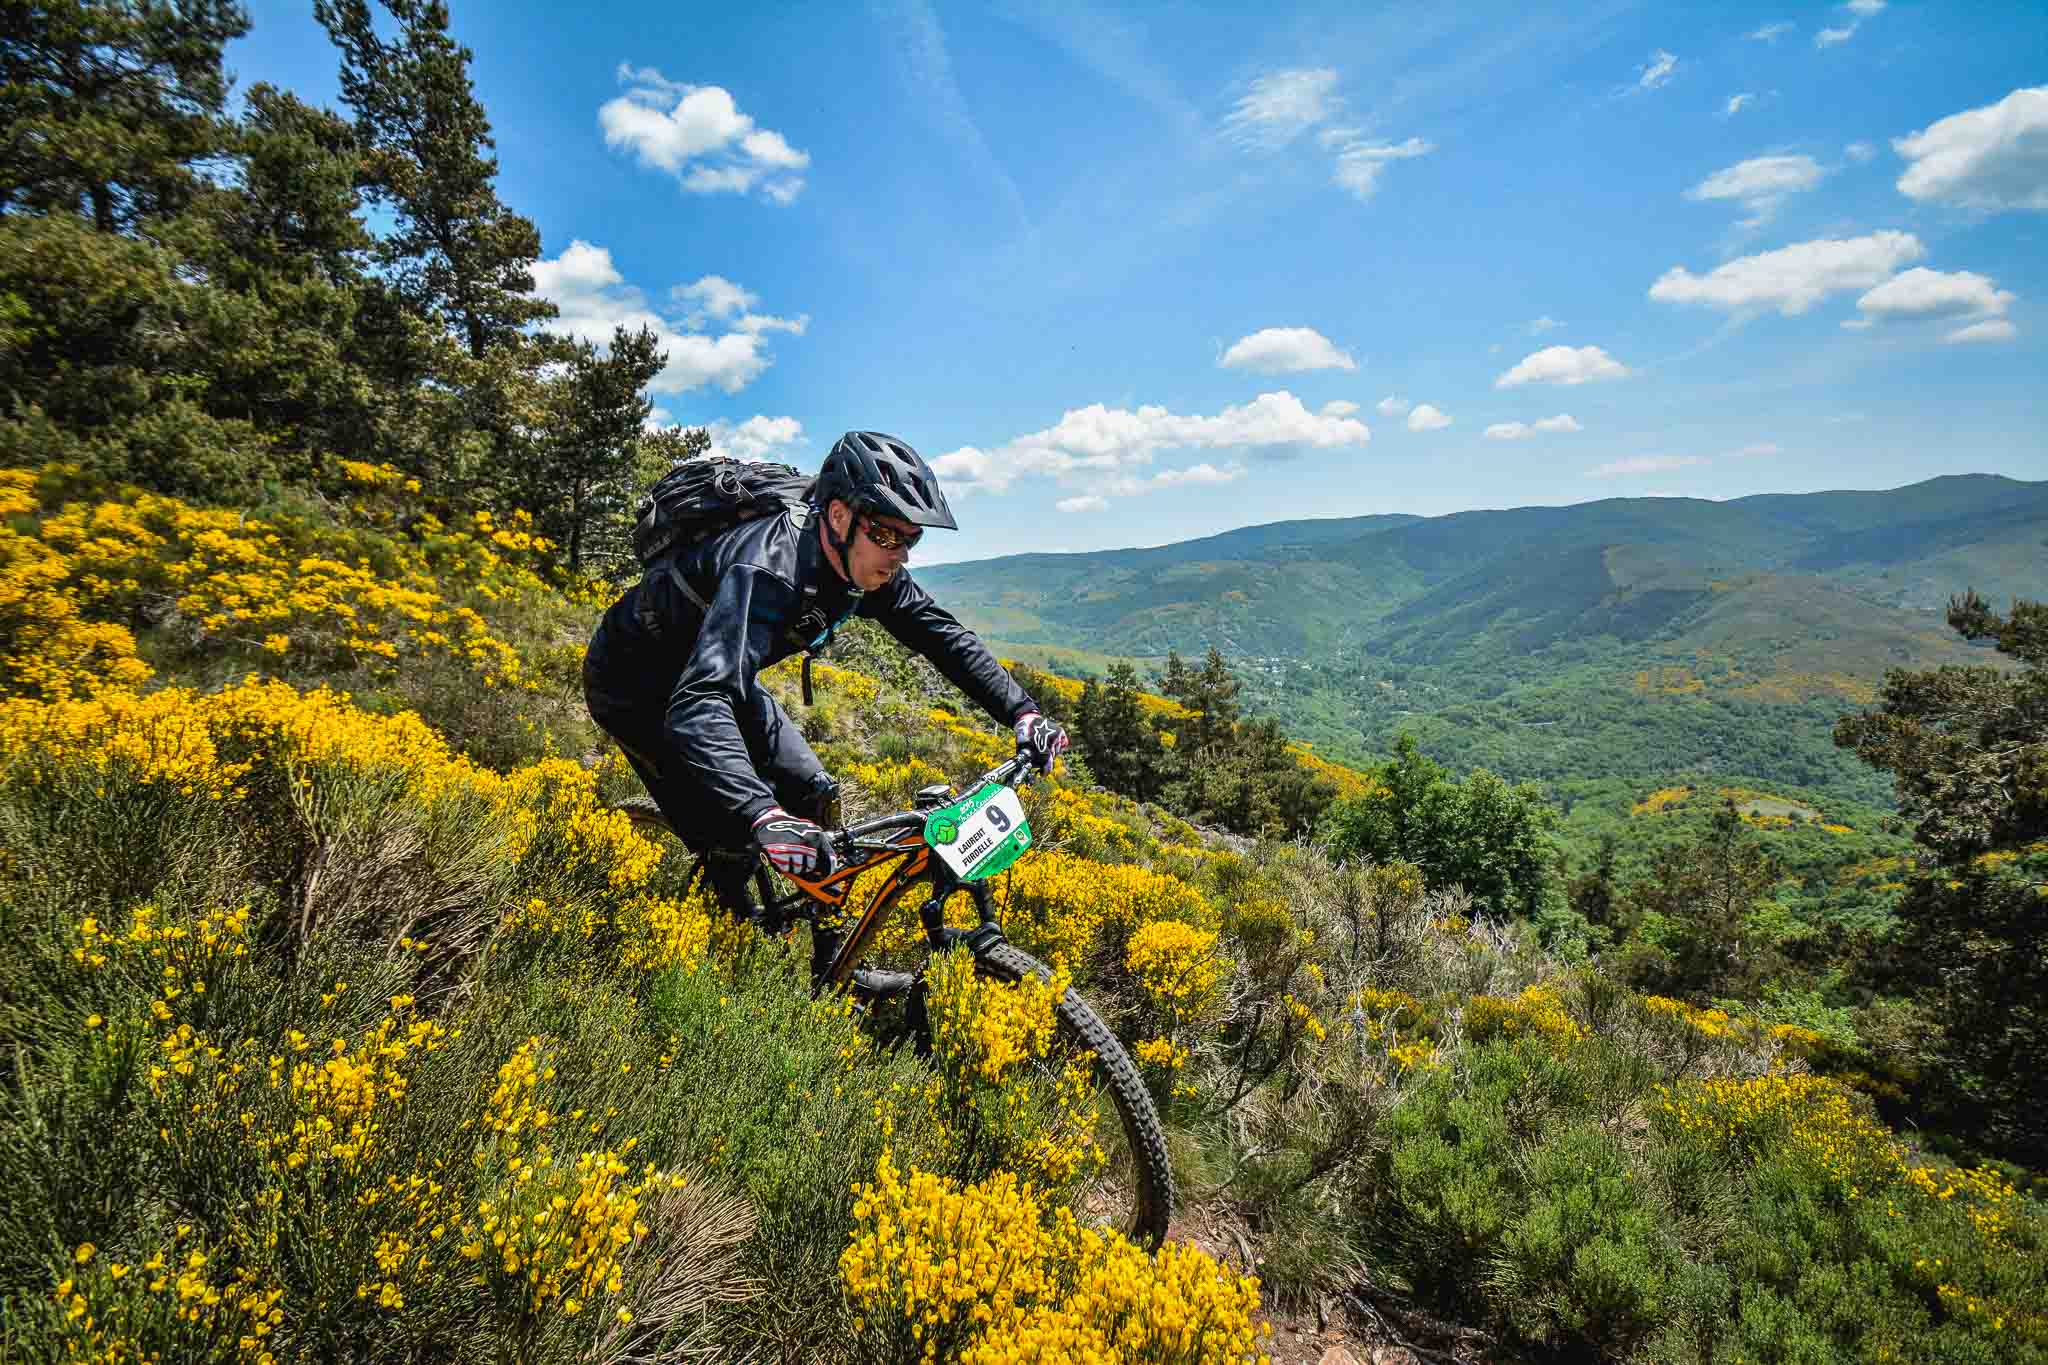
[666,563,795,832]
[865,572,1038,726]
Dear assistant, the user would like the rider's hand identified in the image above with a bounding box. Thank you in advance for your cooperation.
[752,806,838,879]
[1013,711,1070,773]
[795,771,842,829]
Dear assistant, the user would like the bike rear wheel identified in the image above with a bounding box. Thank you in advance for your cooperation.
[928,940,1176,1251]
[609,794,671,836]
[607,796,782,918]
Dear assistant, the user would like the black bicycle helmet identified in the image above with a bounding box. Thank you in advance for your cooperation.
[815,431,958,531]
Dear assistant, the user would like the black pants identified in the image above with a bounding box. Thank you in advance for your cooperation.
[583,652,835,917]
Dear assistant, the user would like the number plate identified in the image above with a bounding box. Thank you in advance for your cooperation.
[923,782,1032,881]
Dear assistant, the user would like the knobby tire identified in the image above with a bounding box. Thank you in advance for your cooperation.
[957,941,1176,1252]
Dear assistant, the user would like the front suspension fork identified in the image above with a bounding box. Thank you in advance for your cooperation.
[920,877,1006,958]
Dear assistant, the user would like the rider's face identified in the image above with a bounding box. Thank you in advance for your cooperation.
[831,502,915,589]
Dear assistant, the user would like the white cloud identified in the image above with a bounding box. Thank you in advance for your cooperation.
[929,391,1369,494]
[1723,93,1755,117]
[673,275,757,321]
[1219,326,1357,374]
[1324,133,1434,201]
[1485,414,1583,440]
[1636,50,1679,92]
[1749,22,1793,41]
[1855,267,2015,321]
[704,415,804,462]
[1056,495,1108,513]
[1845,140,1877,163]
[1730,442,1782,457]
[600,65,808,203]
[1320,400,1360,417]
[1151,462,1244,487]
[1406,403,1452,431]
[1589,455,1707,477]
[1223,68,1340,149]
[1376,396,1410,416]
[1647,230,1925,316]
[1817,0,1885,47]
[1224,68,1429,201]
[1495,345,1631,388]
[1685,154,1825,225]
[1527,316,1564,333]
[1893,87,2048,212]
[1944,318,2018,344]
[1106,462,1248,495]
[531,240,806,395]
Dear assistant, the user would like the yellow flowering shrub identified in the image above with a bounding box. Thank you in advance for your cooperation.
[462,1144,681,1319]
[1134,1036,1188,1071]
[1335,987,1442,1077]
[1283,993,1327,1045]
[1631,786,1692,816]
[0,467,560,701]
[1463,985,1584,1048]
[0,516,154,699]
[1651,1072,2041,1342]
[141,1000,450,1186]
[3,678,721,976]
[923,950,1109,1194]
[71,901,256,1029]
[842,1150,1267,1365]
[1038,783,1143,860]
[927,950,1064,1088]
[46,1233,285,1365]
[971,1233,1269,1365]
[1125,919,1225,1029]
[842,755,951,805]
[1,686,249,798]
[1284,742,1380,801]
[990,852,1213,970]
[926,706,1012,772]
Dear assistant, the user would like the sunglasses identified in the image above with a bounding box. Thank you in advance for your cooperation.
[859,518,922,551]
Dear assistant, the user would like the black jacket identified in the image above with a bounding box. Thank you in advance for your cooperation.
[585,506,1037,829]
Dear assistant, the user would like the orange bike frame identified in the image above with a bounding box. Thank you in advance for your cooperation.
[787,826,935,988]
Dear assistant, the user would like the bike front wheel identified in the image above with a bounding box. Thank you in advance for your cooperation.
[923,939,1176,1251]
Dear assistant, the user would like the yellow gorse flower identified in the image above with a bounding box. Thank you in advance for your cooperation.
[843,1151,1267,1365]
[1125,920,1225,1027]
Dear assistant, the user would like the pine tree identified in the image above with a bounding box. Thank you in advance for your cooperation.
[315,0,554,361]
[1612,802,1785,1000]
[0,0,250,231]
[316,0,557,502]
[523,326,665,573]
[1188,647,1241,758]
[1835,590,2047,1163]
[1074,663,1168,802]
[174,83,379,480]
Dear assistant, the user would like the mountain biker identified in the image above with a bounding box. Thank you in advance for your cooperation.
[582,430,1070,970]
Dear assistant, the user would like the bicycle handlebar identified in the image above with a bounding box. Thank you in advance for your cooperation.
[832,749,1045,856]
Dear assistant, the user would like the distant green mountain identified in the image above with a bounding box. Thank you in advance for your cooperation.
[925,475,2046,803]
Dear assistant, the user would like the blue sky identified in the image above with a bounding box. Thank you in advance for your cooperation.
[234,1,2047,563]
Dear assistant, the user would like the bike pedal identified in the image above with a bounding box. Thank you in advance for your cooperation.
[850,968,915,998]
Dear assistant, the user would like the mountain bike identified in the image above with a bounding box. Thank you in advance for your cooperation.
[609,752,1175,1250]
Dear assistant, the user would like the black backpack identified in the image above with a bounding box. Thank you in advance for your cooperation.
[631,457,815,568]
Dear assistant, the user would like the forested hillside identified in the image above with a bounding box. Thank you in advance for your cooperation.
[924,476,2041,805]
